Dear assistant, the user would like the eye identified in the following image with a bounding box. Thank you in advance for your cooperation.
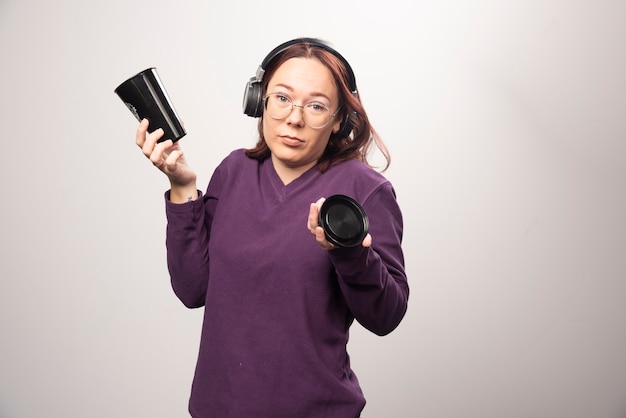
[306,102,328,113]
[275,93,290,104]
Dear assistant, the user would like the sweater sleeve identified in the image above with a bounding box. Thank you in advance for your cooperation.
[164,162,223,308]
[164,191,213,308]
[328,182,409,336]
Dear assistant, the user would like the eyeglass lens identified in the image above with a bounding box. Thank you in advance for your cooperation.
[264,93,332,128]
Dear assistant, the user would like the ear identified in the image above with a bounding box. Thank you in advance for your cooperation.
[331,117,342,134]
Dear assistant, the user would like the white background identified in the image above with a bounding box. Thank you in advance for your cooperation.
[1,1,625,417]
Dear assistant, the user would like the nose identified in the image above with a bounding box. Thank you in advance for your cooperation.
[285,103,305,127]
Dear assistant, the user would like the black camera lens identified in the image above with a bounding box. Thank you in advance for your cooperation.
[319,195,369,247]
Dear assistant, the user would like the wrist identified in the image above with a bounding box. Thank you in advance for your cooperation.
[169,184,199,204]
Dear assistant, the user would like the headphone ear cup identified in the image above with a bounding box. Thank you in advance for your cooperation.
[242,78,264,117]
[333,111,355,139]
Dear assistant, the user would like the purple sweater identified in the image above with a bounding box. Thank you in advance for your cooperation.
[165,149,409,418]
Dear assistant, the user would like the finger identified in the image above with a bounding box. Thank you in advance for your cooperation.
[135,119,150,148]
[314,197,326,208]
[161,147,184,169]
[150,138,174,167]
[307,203,319,233]
[362,233,372,248]
[142,128,164,157]
[315,227,336,250]
[308,197,325,230]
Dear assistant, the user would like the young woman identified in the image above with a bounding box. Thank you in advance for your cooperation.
[136,38,409,418]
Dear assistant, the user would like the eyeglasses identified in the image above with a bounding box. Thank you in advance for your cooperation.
[263,92,340,129]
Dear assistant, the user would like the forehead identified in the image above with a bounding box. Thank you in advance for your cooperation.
[267,57,338,100]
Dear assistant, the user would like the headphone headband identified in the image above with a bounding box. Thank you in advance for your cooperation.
[258,38,357,93]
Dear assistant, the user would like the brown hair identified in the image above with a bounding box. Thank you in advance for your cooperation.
[244,41,390,172]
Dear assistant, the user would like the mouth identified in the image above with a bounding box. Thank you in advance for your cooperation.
[279,135,304,146]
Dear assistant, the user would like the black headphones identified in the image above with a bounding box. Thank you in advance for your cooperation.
[242,37,357,137]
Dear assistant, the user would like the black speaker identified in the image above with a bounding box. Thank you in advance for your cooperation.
[242,38,357,137]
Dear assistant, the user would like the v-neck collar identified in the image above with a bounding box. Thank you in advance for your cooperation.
[265,158,320,200]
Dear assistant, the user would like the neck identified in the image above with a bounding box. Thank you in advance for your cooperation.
[271,157,316,185]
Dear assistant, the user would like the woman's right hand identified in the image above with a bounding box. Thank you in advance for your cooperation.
[136,119,199,203]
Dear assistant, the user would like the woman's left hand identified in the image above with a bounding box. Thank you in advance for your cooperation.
[307,197,372,250]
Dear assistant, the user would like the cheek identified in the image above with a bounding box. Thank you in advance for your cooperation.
[313,132,332,150]
[262,115,282,132]
[261,117,274,141]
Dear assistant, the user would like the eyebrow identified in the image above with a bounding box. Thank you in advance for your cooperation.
[271,83,333,103]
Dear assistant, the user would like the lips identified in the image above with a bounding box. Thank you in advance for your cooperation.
[280,135,304,145]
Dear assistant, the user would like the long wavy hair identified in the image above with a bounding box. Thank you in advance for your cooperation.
[244,41,390,172]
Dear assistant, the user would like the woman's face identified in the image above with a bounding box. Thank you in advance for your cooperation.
[262,57,342,180]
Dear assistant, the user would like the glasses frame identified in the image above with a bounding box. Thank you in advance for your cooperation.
[263,92,341,129]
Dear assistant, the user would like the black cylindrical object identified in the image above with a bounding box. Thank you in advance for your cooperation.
[115,67,186,143]
[319,195,369,247]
